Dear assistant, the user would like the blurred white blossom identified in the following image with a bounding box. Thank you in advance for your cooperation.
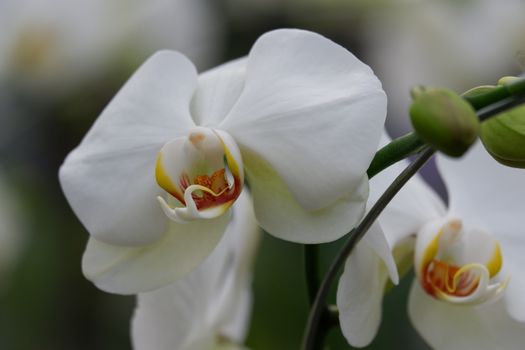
[0,0,223,93]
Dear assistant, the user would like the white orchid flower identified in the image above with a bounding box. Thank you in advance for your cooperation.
[132,190,259,350]
[59,29,387,294]
[337,137,525,348]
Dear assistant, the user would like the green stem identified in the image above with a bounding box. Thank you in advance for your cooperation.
[304,245,340,348]
[464,75,525,110]
[477,93,525,121]
[304,244,321,305]
[367,132,425,179]
[301,147,435,350]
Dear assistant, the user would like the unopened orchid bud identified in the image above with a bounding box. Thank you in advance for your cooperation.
[463,79,525,168]
[410,88,479,157]
[480,105,525,168]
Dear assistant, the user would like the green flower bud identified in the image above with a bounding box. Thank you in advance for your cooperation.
[462,78,525,168]
[480,105,525,168]
[410,88,480,157]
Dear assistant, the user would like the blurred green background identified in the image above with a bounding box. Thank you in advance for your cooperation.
[1,0,523,349]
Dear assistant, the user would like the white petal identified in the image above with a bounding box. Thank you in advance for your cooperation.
[132,191,258,349]
[370,133,446,247]
[437,140,525,230]
[207,191,260,342]
[244,151,368,243]
[408,282,525,350]
[501,257,525,322]
[437,140,525,320]
[219,285,253,346]
[221,29,386,211]
[82,211,229,294]
[461,227,502,271]
[191,58,247,127]
[363,222,399,285]
[337,225,395,348]
[132,288,197,350]
[59,51,198,245]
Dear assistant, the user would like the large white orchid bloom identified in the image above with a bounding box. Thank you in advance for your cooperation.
[59,29,387,294]
[131,190,259,350]
[337,138,525,349]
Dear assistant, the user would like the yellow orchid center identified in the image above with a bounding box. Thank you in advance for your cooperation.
[416,219,508,305]
[154,127,244,223]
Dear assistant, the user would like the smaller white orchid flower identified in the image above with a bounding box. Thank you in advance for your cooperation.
[60,29,387,294]
[131,190,259,350]
[337,138,525,349]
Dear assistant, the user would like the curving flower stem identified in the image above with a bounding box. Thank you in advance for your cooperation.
[476,93,525,121]
[301,82,525,350]
[304,244,321,305]
[301,147,435,350]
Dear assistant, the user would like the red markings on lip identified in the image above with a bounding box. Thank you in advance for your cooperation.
[422,259,479,298]
[179,168,241,210]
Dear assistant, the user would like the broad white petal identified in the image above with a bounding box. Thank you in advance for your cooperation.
[437,140,525,320]
[82,211,229,295]
[207,191,260,342]
[132,191,258,349]
[132,286,198,350]
[437,140,525,229]
[370,133,446,247]
[191,58,247,127]
[337,225,395,348]
[218,281,253,345]
[221,29,386,211]
[60,51,197,245]
[408,282,525,350]
[244,151,368,243]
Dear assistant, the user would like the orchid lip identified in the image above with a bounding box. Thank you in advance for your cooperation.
[155,127,243,223]
[416,218,508,305]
